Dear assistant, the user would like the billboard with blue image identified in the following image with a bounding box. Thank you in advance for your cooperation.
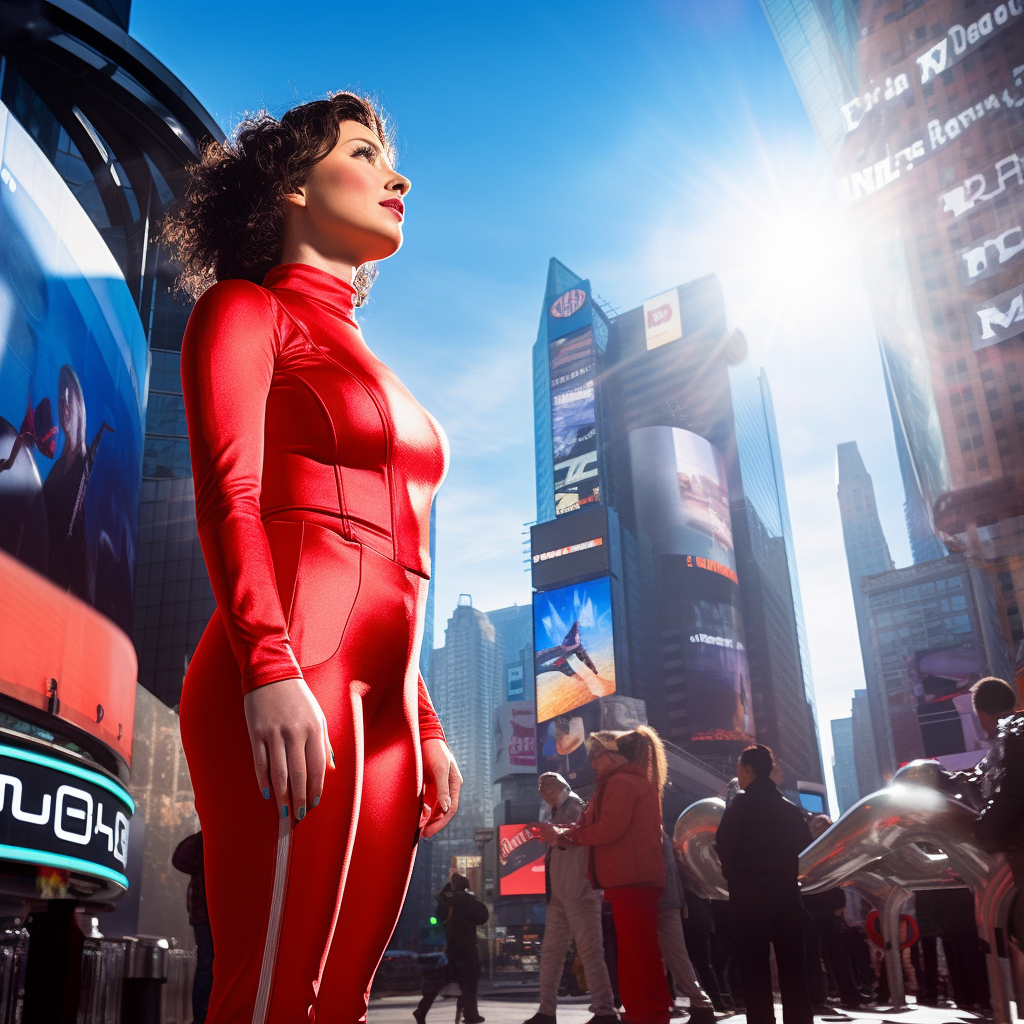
[0,100,147,635]
[534,575,616,723]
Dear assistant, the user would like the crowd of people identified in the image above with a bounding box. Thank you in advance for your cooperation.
[414,674,1024,1024]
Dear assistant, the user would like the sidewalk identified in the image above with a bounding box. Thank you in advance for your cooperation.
[367,994,998,1024]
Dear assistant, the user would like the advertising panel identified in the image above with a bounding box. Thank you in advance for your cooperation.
[0,102,144,765]
[497,824,547,897]
[546,280,592,342]
[534,577,616,723]
[629,426,736,572]
[493,700,537,778]
[535,699,600,790]
[643,288,683,351]
[0,742,133,893]
[550,327,600,516]
[531,504,610,591]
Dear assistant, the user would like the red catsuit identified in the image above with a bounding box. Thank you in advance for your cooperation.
[178,262,448,1024]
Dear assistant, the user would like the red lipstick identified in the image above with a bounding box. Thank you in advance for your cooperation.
[379,198,404,220]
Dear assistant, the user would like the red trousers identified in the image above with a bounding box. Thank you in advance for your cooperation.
[605,886,671,1024]
[180,539,427,1024]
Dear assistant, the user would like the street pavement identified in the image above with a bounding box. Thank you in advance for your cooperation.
[366,992,1006,1024]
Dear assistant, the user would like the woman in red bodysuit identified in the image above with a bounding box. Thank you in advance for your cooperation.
[167,93,461,1024]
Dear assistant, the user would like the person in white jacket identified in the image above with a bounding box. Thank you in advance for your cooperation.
[523,772,617,1024]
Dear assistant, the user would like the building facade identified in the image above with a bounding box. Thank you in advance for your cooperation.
[763,0,1024,653]
[862,552,1013,766]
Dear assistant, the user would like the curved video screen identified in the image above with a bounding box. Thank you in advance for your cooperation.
[0,101,144,766]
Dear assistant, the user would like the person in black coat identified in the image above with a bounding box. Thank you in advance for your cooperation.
[415,874,490,1024]
[715,745,813,1024]
[172,831,213,1024]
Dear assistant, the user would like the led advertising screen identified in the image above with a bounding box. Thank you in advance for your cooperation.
[498,823,547,897]
[531,504,610,591]
[0,101,144,764]
[550,327,600,516]
[535,699,600,790]
[629,426,736,573]
[534,576,615,723]
[493,700,537,778]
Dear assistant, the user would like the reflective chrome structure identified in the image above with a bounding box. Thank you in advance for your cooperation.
[673,763,1022,1022]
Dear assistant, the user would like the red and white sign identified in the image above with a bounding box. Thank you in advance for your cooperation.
[550,288,586,319]
[643,288,683,350]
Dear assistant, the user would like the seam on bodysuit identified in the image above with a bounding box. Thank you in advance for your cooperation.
[251,814,293,1024]
[273,298,396,562]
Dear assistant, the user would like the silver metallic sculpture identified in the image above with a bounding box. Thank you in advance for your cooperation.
[672,762,1023,1022]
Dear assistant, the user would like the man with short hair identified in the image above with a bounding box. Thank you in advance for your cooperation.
[523,772,617,1024]
[715,744,813,1024]
[966,676,1024,943]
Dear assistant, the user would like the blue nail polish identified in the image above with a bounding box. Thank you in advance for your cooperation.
[312,796,320,808]
[281,804,289,819]
[297,806,305,820]
[262,788,270,800]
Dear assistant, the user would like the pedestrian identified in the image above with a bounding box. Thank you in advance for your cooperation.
[171,830,213,1024]
[715,744,813,1024]
[966,677,1024,940]
[540,725,672,1024]
[657,831,715,1024]
[169,92,462,1023]
[415,874,489,1024]
[522,771,617,1024]
[680,885,731,1013]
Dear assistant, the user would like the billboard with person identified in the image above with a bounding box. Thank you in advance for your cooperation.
[0,101,144,766]
[534,576,616,723]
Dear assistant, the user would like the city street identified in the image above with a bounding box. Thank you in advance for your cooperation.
[366,993,994,1024]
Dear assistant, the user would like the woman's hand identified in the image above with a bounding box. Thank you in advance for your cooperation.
[421,738,463,838]
[243,676,334,822]
[537,821,571,845]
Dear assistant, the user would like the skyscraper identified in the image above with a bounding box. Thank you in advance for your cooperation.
[763,0,1024,652]
[830,717,860,814]
[531,260,823,789]
[837,441,897,772]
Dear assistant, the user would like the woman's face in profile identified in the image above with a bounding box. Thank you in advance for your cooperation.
[289,119,411,267]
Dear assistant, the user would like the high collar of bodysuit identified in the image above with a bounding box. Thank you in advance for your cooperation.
[263,262,358,322]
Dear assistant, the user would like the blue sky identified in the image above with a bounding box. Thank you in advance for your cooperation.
[131,0,914,800]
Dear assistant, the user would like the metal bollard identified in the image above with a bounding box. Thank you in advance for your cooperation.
[121,937,169,1024]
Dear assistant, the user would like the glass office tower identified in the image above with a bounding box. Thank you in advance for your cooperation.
[763,0,1024,652]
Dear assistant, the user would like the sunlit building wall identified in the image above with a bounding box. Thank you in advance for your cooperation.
[763,0,1024,657]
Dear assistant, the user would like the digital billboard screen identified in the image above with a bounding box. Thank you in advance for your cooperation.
[531,504,610,591]
[910,643,986,758]
[629,426,736,572]
[535,699,600,790]
[0,101,144,765]
[493,700,537,778]
[534,576,615,723]
[550,327,600,516]
[498,824,547,897]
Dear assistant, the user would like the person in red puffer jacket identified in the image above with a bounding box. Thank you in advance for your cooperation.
[540,725,670,1024]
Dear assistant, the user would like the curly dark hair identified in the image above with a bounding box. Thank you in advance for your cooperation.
[163,92,394,306]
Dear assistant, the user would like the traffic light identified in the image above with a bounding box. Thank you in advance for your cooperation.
[429,916,438,926]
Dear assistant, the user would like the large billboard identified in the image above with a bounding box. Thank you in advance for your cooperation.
[643,287,683,351]
[0,101,144,765]
[535,699,600,790]
[630,426,755,744]
[534,576,616,724]
[531,504,610,591]
[550,327,600,516]
[493,700,537,778]
[497,824,547,897]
